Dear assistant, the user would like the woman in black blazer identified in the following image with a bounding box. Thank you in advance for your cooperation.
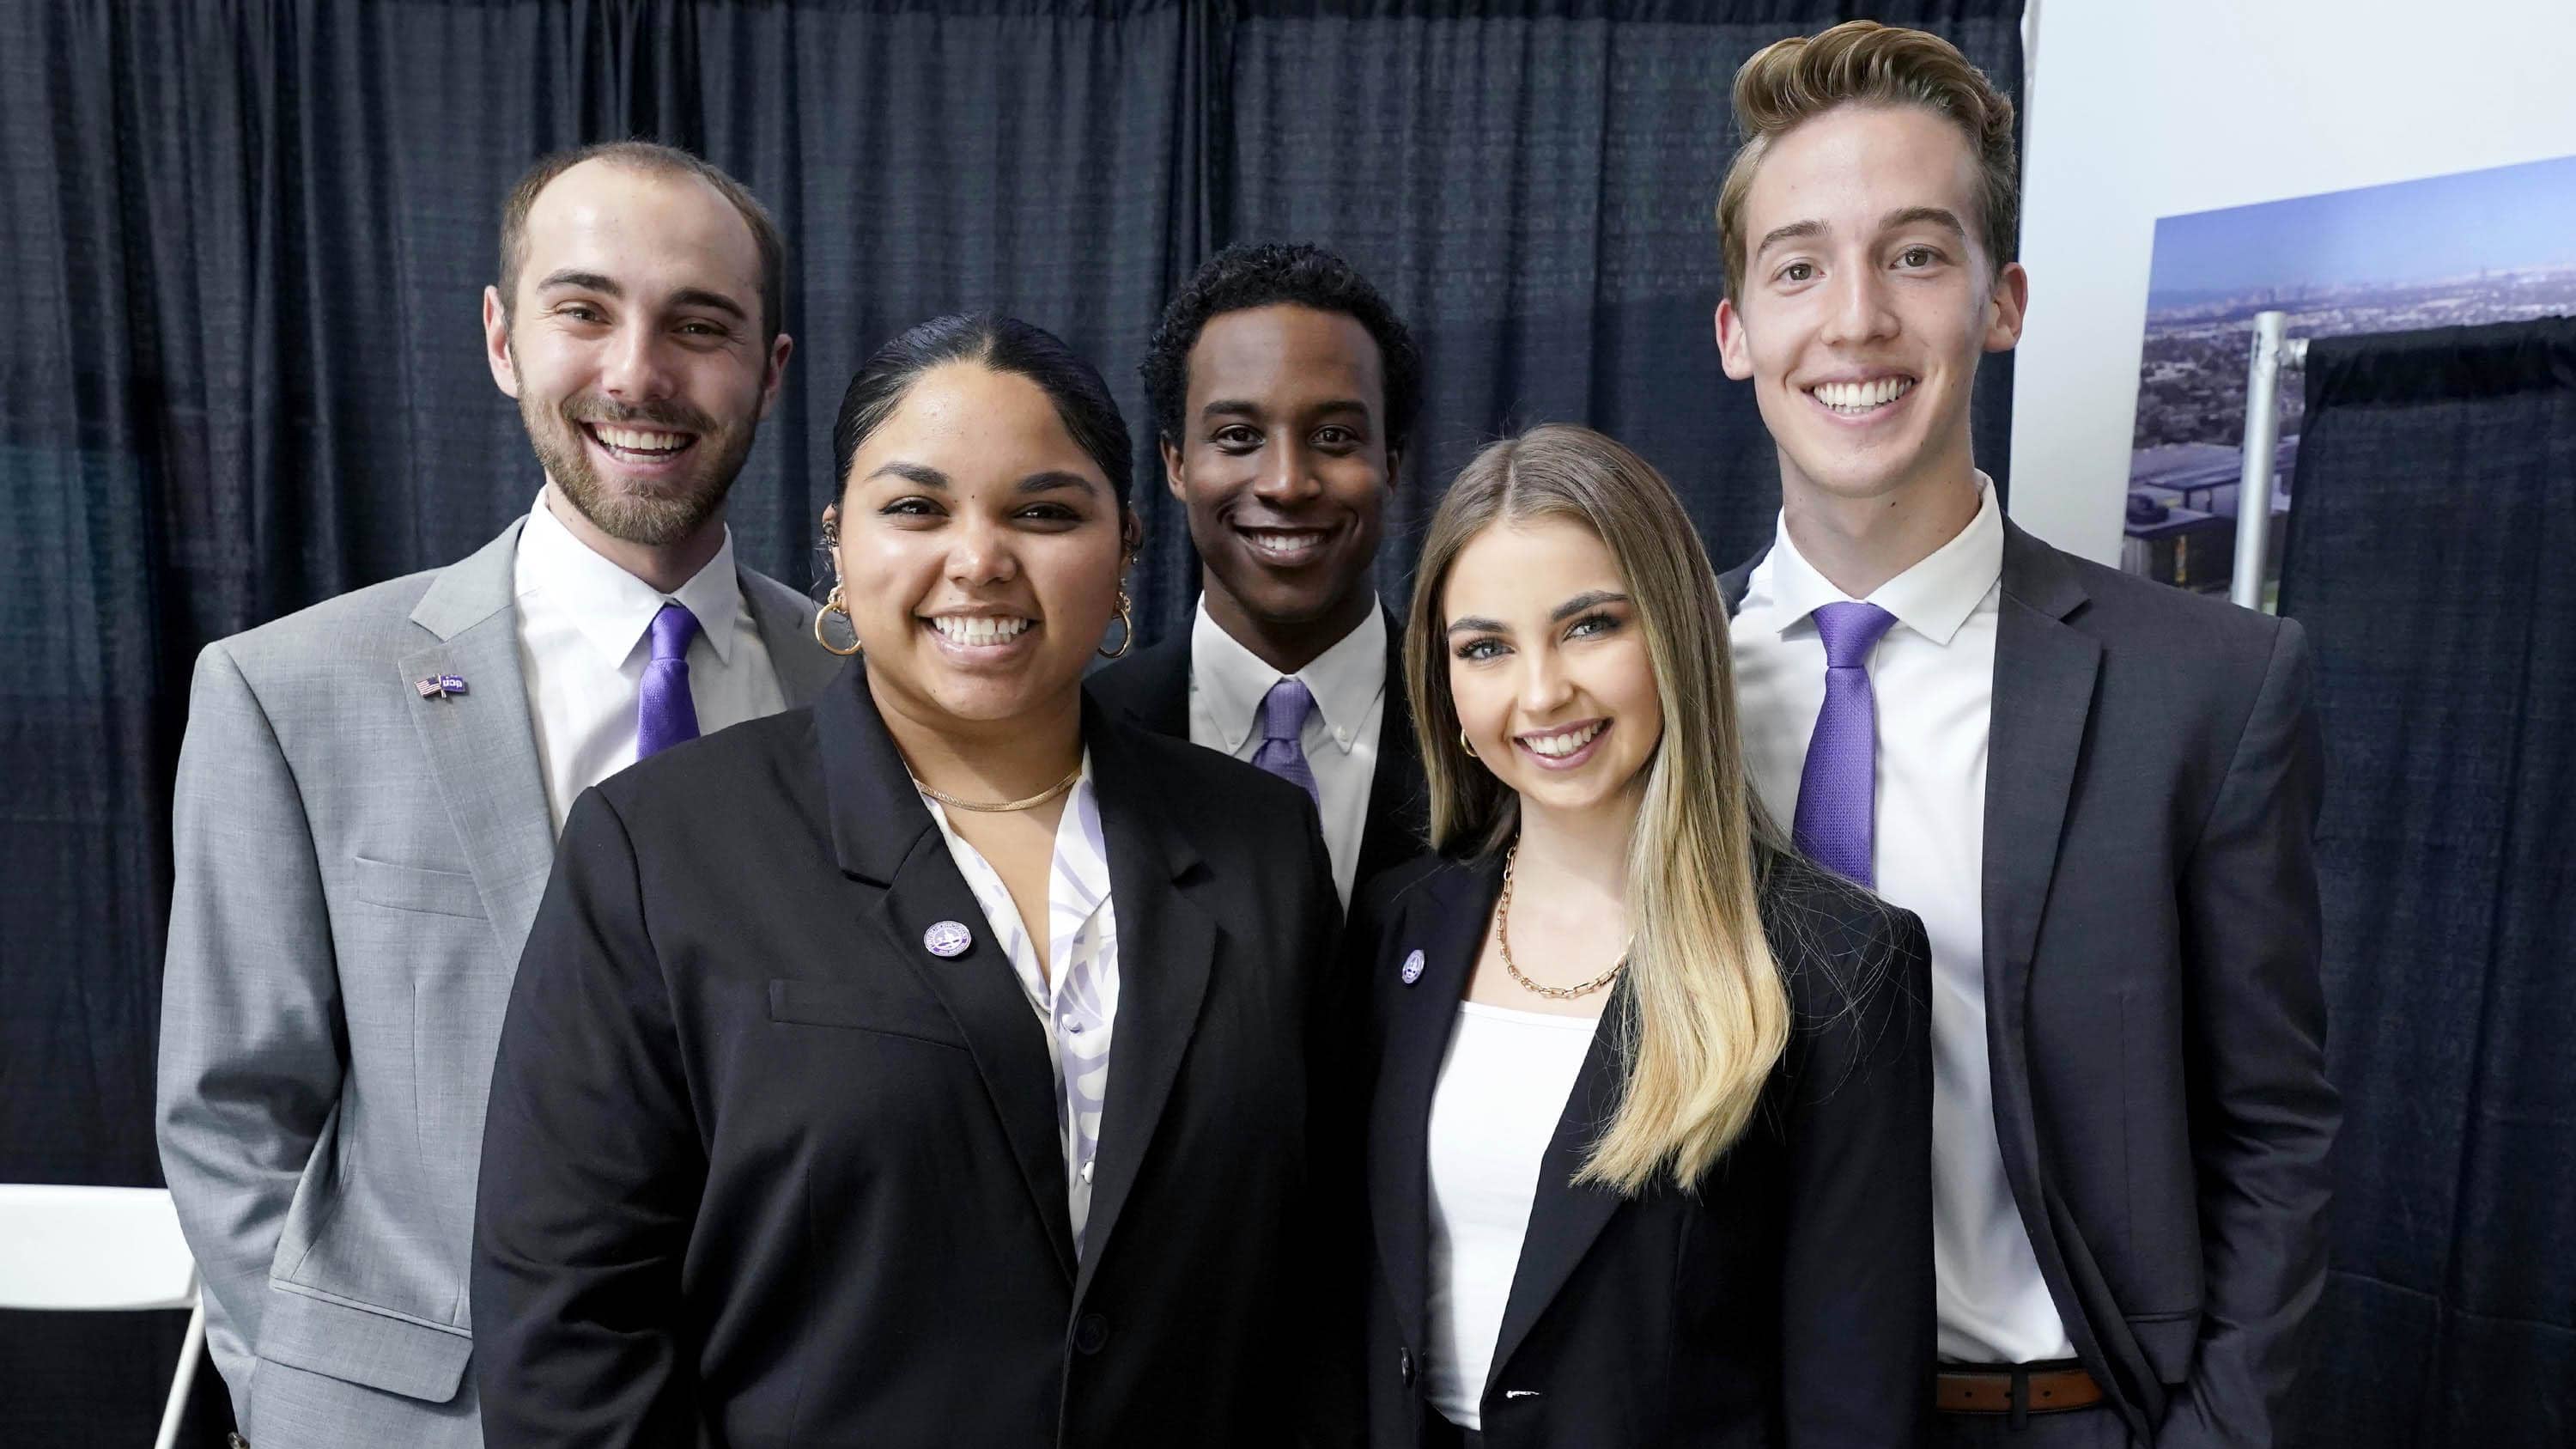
[471,314,1352,1446]
[1354,424,1934,1448]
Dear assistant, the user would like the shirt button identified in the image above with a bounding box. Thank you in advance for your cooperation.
[1074,1312,1110,1355]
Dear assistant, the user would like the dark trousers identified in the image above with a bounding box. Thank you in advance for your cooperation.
[1934,1404,2133,1448]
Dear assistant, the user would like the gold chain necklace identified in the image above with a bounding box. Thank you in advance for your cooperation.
[913,763,1082,813]
[1496,843,1629,1000]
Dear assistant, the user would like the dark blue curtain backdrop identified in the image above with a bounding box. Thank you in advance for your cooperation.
[0,1,2018,1440]
[2279,318,2576,1447]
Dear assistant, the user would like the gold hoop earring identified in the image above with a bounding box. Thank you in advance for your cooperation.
[1460,728,1479,760]
[1097,588,1134,660]
[812,582,862,657]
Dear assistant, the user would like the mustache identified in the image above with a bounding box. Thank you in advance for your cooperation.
[560,397,720,434]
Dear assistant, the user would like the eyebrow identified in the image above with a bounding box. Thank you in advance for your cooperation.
[1753,219,1826,260]
[1445,590,1630,636]
[532,271,747,320]
[1550,589,1630,621]
[1882,205,1967,239]
[1200,398,1373,422]
[864,460,1098,496]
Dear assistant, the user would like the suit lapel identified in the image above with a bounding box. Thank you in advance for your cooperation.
[1072,708,1218,1294]
[1982,523,2099,1002]
[401,521,556,957]
[1090,631,1192,740]
[1980,522,2102,1367]
[1353,607,1429,888]
[817,667,1078,1281]
[1484,979,1633,1391]
[1717,542,1768,618]
[1365,855,1501,1354]
[743,568,843,706]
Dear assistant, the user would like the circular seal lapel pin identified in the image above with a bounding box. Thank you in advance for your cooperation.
[1400,949,1425,985]
[922,920,974,959]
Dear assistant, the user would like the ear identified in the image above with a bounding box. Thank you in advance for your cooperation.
[1714,299,1755,381]
[1121,508,1145,560]
[1160,435,1188,502]
[1384,442,1404,490]
[1983,263,2030,354]
[756,331,796,420]
[484,285,520,398]
[819,501,843,583]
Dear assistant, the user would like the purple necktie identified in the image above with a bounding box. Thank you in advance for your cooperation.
[1251,677,1321,807]
[636,601,702,759]
[1793,601,1898,886]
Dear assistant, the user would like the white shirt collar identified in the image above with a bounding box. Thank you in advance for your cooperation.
[1188,597,1388,756]
[514,486,750,667]
[1763,474,2002,648]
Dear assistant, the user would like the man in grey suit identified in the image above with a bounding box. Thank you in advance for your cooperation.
[1710,23,2334,1448]
[156,141,838,1446]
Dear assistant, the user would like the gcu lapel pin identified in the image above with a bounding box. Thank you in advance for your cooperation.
[1400,949,1425,985]
[923,920,974,959]
[413,673,467,699]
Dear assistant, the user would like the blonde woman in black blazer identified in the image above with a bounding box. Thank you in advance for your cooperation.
[472,315,1353,1446]
[1354,424,1933,1448]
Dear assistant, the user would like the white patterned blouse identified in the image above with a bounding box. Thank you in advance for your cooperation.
[919,754,1120,1254]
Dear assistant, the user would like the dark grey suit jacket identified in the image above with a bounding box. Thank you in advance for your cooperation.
[1721,520,2336,1447]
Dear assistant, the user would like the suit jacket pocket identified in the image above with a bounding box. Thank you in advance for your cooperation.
[2128,1308,2200,1385]
[350,855,485,919]
[768,978,967,1050]
[257,1278,473,1404]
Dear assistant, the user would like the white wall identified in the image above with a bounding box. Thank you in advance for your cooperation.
[2011,0,2576,563]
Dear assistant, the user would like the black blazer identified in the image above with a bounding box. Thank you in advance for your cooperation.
[472,661,1356,1447]
[1721,521,2336,1447]
[1087,602,1429,891]
[1355,849,1935,1449]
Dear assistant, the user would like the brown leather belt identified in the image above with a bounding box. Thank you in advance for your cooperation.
[1936,1363,2105,1416]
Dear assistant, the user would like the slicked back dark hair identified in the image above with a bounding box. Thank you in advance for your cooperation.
[1140,241,1423,455]
[831,313,1134,510]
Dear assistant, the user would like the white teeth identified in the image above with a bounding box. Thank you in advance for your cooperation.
[930,616,1032,647]
[594,424,690,454]
[1245,529,1324,559]
[1810,377,1915,413]
[1522,721,1604,758]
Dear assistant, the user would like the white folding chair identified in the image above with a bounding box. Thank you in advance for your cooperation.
[0,1184,207,1449]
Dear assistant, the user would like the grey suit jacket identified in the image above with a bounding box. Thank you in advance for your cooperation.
[1721,521,2336,1447]
[155,517,840,1446]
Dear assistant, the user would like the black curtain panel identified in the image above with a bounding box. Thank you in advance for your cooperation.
[2279,317,2576,1449]
[0,2,2016,1442]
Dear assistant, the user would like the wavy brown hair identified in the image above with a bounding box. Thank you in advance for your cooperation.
[1405,423,1789,1194]
[1715,20,2018,301]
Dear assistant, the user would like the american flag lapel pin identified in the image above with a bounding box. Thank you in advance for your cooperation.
[414,673,468,699]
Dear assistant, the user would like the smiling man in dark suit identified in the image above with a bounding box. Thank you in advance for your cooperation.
[1091,242,1427,905]
[1709,23,2336,1448]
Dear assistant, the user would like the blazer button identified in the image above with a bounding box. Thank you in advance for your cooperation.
[1074,1312,1111,1355]
[1399,1347,1415,1387]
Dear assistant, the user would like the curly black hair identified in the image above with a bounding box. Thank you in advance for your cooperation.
[1139,241,1423,455]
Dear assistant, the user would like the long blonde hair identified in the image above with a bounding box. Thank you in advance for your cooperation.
[1404,423,1789,1194]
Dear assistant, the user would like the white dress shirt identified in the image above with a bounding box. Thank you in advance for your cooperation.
[1730,478,2075,1364]
[1424,1002,1602,1429]
[512,488,787,832]
[921,759,1120,1252]
[1187,599,1388,906]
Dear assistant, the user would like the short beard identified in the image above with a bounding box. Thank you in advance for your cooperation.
[518,385,756,549]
